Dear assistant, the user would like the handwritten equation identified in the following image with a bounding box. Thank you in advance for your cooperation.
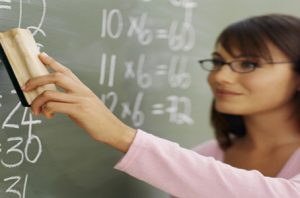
[101,0,197,51]
[101,91,193,127]
[99,53,191,89]
[99,0,197,127]
[101,10,196,51]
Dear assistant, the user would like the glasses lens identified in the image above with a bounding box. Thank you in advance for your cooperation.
[200,59,222,71]
[199,59,258,73]
[232,61,257,73]
[201,60,213,71]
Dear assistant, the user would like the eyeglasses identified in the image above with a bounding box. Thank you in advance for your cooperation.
[198,58,294,73]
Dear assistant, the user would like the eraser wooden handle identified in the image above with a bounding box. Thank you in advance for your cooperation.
[0,28,56,106]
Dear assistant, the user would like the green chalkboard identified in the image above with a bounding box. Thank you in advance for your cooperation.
[1,0,300,197]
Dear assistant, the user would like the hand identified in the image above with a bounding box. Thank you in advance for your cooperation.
[23,53,136,152]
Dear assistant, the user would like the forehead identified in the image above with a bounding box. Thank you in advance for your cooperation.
[214,42,289,61]
[216,28,272,61]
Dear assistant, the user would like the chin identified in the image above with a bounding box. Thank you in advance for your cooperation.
[214,103,246,115]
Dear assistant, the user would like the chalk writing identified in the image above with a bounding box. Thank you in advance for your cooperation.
[124,54,152,89]
[3,174,28,198]
[0,0,11,10]
[100,3,196,51]
[0,1,199,196]
[0,0,47,196]
[99,1,197,127]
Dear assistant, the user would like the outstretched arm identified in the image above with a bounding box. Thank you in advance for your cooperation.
[23,53,136,153]
[24,53,300,198]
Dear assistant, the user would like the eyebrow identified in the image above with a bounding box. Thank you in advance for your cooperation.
[211,52,260,59]
[211,52,223,58]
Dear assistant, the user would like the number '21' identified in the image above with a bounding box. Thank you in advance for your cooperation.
[4,174,28,198]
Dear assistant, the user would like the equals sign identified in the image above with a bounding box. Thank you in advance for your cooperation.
[0,0,11,10]
[156,29,168,39]
[152,103,165,115]
[156,65,168,76]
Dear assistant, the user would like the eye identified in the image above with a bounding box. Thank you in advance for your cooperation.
[233,60,260,73]
[212,58,225,68]
[240,61,259,69]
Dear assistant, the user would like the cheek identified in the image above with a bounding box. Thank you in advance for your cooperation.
[245,74,297,98]
[241,72,290,95]
[238,75,298,113]
[207,73,214,89]
[243,71,271,86]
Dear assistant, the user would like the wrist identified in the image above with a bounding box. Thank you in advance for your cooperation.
[103,124,137,153]
[118,126,137,153]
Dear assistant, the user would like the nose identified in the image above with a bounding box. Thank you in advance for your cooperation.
[209,64,236,84]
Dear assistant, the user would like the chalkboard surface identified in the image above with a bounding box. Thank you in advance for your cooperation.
[0,0,300,197]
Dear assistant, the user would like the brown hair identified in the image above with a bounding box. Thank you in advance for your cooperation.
[211,14,300,150]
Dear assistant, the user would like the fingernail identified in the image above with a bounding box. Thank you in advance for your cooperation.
[42,52,49,57]
[21,85,26,91]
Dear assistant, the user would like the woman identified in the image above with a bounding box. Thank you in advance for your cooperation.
[22,14,300,197]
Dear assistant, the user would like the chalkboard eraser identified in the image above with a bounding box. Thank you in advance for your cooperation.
[0,28,56,107]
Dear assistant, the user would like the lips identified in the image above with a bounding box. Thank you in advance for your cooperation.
[215,89,243,97]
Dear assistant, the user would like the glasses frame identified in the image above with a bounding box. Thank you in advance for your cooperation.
[198,58,295,73]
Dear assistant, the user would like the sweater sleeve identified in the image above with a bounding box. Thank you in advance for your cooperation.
[114,129,300,198]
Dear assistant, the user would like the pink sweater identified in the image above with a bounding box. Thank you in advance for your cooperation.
[114,129,300,198]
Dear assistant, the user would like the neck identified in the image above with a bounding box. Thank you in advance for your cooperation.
[242,105,300,151]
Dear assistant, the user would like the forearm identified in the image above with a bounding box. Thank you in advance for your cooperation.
[115,130,300,198]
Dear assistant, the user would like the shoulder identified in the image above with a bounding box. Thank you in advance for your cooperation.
[192,139,224,161]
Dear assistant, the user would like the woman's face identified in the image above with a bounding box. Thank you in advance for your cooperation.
[208,43,300,116]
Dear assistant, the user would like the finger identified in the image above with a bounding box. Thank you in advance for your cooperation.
[39,53,81,82]
[39,52,69,73]
[31,90,78,115]
[24,72,76,92]
[42,104,55,119]
[41,102,76,119]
